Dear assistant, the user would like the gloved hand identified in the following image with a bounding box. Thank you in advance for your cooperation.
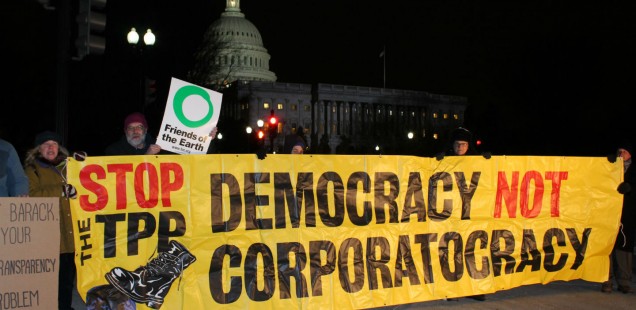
[63,184,77,199]
[435,152,445,161]
[617,182,631,194]
[256,148,267,160]
[73,151,87,161]
[607,153,617,163]
[482,152,492,159]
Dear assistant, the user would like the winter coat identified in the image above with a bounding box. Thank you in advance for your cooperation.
[25,158,75,254]
[617,161,636,252]
[0,139,29,196]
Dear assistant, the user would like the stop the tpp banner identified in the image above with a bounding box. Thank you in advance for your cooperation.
[67,154,623,309]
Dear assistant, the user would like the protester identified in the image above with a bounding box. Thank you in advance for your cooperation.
[435,127,491,160]
[291,140,306,154]
[105,112,219,156]
[24,130,77,310]
[437,127,489,301]
[105,112,161,155]
[0,138,29,197]
[283,126,307,154]
[602,140,635,294]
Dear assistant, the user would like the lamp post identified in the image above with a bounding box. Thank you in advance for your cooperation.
[127,27,156,111]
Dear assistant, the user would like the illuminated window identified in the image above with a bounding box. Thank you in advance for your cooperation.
[277,103,283,110]
[332,106,337,113]
[411,111,415,117]
[433,133,439,139]
[433,113,438,119]
[453,114,459,120]
[263,102,270,109]
[389,110,393,116]
[291,104,297,111]
[443,113,448,119]
[304,105,311,111]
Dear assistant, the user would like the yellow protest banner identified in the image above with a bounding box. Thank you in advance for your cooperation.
[67,154,623,309]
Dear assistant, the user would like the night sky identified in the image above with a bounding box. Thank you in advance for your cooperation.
[4,0,636,157]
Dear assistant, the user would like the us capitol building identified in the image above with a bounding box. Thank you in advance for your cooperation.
[195,0,467,155]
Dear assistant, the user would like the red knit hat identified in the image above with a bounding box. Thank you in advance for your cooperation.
[124,112,148,130]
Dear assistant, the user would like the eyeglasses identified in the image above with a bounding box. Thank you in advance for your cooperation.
[126,125,145,132]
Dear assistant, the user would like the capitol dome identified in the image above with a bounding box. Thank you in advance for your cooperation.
[196,0,277,85]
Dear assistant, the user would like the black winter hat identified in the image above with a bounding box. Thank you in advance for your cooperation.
[451,127,472,143]
[34,130,62,147]
[618,139,634,156]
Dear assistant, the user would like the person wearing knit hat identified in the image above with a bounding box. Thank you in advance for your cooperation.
[435,127,491,161]
[435,127,476,159]
[602,138,636,294]
[436,127,489,302]
[450,127,474,156]
[291,140,306,154]
[24,130,77,309]
[105,112,219,155]
[105,112,161,155]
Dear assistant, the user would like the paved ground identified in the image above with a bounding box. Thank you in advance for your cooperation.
[72,278,636,309]
[371,279,636,310]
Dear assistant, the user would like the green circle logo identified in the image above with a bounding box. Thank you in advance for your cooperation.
[173,85,213,128]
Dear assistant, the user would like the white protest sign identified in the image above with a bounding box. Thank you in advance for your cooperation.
[0,198,60,309]
[157,77,222,154]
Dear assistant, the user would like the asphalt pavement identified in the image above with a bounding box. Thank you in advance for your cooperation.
[71,277,635,310]
[371,278,636,310]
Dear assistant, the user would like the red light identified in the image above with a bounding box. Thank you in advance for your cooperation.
[257,130,265,139]
[269,116,278,125]
[476,140,482,146]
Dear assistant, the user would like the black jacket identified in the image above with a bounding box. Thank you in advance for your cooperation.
[104,135,156,156]
[617,161,636,251]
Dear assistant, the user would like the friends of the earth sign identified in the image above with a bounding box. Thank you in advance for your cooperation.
[67,155,622,309]
[156,78,222,154]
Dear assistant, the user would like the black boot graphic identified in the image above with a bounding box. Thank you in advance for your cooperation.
[105,240,196,309]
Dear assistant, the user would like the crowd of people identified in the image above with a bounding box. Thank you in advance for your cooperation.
[1,116,634,308]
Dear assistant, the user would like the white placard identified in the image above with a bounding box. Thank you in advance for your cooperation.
[156,77,222,154]
[0,198,60,309]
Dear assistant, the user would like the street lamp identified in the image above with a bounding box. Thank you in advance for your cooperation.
[127,28,155,46]
[127,28,156,111]
[407,132,414,139]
